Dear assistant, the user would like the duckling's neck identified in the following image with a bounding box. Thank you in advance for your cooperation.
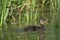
[40,24,44,28]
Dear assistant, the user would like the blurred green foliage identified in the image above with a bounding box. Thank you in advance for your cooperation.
[0,0,59,40]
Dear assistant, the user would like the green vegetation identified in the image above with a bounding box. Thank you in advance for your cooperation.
[0,0,60,40]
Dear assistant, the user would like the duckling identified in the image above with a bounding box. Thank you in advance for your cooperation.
[23,18,48,32]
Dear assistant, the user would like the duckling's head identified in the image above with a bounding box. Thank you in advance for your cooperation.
[40,18,48,25]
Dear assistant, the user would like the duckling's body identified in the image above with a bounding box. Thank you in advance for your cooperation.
[23,25,45,32]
